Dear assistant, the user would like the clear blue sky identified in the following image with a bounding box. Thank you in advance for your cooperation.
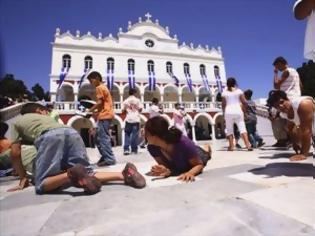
[0,0,306,99]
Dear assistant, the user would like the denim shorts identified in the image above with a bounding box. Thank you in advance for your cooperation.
[34,127,92,194]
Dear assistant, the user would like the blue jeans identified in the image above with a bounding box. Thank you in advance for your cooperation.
[96,119,116,164]
[124,122,140,152]
[34,127,92,194]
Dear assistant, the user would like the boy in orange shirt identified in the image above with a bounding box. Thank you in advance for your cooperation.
[87,71,116,166]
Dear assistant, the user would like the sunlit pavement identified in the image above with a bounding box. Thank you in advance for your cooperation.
[0,117,314,236]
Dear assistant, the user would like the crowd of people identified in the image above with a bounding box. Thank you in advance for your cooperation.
[0,0,314,195]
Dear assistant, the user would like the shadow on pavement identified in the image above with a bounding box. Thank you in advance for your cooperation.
[258,152,293,159]
[249,162,315,178]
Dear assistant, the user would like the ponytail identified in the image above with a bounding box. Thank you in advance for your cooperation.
[164,126,182,144]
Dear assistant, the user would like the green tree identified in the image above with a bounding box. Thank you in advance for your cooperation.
[32,83,45,100]
[0,74,29,100]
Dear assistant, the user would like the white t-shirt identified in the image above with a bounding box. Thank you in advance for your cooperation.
[149,104,161,118]
[279,67,301,99]
[222,88,243,115]
[294,1,315,61]
[122,95,143,123]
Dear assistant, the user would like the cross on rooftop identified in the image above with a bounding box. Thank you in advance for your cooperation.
[145,12,152,21]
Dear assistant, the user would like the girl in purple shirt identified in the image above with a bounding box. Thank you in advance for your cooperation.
[145,116,211,182]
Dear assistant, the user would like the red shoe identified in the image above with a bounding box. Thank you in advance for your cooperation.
[122,163,146,189]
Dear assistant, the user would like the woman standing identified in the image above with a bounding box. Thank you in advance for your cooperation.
[222,78,252,151]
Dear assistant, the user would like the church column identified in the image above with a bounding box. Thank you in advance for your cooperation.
[192,124,197,143]
[211,123,216,141]
[140,93,144,103]
[120,93,123,103]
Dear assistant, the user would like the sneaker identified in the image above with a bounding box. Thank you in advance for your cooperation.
[235,143,242,149]
[124,150,130,155]
[122,163,146,188]
[131,151,138,155]
[96,159,115,167]
[257,140,265,148]
[67,164,102,194]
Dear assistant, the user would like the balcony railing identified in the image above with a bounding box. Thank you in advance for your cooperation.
[55,101,222,114]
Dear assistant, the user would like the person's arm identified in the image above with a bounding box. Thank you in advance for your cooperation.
[88,97,103,113]
[7,142,30,192]
[150,156,171,177]
[290,100,313,161]
[274,69,289,89]
[294,0,315,20]
[177,157,204,182]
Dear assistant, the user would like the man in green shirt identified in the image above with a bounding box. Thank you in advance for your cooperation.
[9,103,146,194]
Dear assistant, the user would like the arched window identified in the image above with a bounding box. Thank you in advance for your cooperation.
[166,61,173,74]
[200,64,206,76]
[183,63,190,75]
[128,59,135,71]
[214,65,220,77]
[147,60,154,72]
[107,58,114,71]
[84,56,93,70]
[62,54,71,68]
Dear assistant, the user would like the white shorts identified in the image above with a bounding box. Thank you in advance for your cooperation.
[225,113,246,136]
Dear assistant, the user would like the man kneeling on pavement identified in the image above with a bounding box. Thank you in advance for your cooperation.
[267,90,315,161]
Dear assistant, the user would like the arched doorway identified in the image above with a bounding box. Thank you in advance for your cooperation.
[214,113,225,139]
[181,86,195,102]
[194,115,212,140]
[71,117,95,147]
[123,85,141,100]
[57,84,74,101]
[198,87,211,102]
[110,84,120,103]
[78,83,96,101]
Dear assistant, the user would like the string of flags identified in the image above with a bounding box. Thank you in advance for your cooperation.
[128,70,136,89]
[106,68,114,90]
[148,71,156,91]
[57,67,70,89]
[58,68,224,93]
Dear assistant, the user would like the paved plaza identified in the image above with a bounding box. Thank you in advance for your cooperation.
[0,118,314,236]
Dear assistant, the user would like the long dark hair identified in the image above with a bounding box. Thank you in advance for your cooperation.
[145,116,182,144]
[226,77,237,91]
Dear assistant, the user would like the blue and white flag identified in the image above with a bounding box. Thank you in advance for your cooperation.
[148,71,156,91]
[58,67,69,89]
[128,70,135,89]
[202,75,210,92]
[185,73,193,93]
[168,72,179,87]
[215,75,223,93]
[78,68,90,88]
[106,68,114,90]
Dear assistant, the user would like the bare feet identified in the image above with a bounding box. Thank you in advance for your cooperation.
[290,154,307,161]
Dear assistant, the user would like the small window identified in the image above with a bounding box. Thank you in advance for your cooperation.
[214,65,220,77]
[147,60,154,72]
[62,54,71,68]
[166,61,173,74]
[184,63,190,75]
[84,56,93,70]
[128,59,135,71]
[200,64,206,76]
[107,58,114,71]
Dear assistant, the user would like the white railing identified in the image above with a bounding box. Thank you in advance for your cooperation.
[54,101,222,114]
[0,103,24,121]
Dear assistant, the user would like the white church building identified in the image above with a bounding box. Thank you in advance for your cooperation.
[49,13,226,146]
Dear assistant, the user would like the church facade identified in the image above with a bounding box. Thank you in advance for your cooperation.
[49,13,226,146]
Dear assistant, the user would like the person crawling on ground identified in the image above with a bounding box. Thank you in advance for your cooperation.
[145,116,211,182]
[9,103,146,194]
